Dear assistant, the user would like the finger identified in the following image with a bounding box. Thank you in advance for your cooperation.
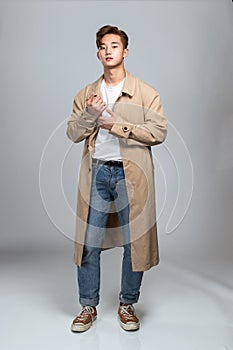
[99,122,108,128]
[98,117,108,125]
[93,96,103,104]
[86,93,94,101]
[86,92,95,103]
[95,101,107,111]
[105,108,114,116]
[95,99,105,107]
[100,106,107,114]
[99,116,109,121]
[100,101,107,108]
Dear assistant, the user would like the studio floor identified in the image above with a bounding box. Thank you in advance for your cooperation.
[1,245,232,350]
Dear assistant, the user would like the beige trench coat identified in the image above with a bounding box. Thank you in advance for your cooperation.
[66,71,167,272]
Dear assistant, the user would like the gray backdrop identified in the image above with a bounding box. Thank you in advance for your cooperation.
[1,0,233,297]
[0,0,233,274]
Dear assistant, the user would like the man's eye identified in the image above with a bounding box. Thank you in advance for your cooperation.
[112,45,118,48]
[100,47,105,50]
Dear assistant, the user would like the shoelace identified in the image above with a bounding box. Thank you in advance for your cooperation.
[76,306,95,320]
[120,305,136,320]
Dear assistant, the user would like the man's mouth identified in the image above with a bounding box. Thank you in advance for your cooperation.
[106,57,113,62]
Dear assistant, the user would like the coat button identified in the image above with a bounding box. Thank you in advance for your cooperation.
[123,126,129,132]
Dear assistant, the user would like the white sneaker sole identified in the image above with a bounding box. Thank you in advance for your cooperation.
[71,316,97,333]
[119,318,140,331]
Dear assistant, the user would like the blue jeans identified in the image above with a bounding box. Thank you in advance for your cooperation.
[77,161,144,307]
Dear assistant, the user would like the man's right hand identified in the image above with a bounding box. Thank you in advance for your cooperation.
[86,93,106,117]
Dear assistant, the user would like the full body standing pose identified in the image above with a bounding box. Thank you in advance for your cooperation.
[66,25,167,332]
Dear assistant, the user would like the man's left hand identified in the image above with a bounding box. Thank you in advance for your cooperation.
[98,109,117,130]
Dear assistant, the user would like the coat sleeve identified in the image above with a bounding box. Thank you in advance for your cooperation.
[66,87,98,143]
[109,91,167,147]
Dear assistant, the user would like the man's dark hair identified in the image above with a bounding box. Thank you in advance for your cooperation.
[96,25,129,49]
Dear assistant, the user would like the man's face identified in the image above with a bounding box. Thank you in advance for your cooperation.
[97,34,128,68]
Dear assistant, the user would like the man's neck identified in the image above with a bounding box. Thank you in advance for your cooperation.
[103,66,126,87]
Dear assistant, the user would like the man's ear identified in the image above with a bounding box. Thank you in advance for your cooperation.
[123,48,129,59]
[97,52,100,60]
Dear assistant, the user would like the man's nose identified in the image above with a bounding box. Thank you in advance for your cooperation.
[106,47,111,55]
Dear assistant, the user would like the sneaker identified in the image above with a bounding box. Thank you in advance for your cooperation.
[71,306,97,333]
[118,304,140,331]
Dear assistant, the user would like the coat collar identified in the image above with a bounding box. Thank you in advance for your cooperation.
[122,71,136,97]
[90,70,136,97]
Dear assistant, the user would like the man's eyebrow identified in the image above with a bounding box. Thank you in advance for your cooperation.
[99,41,120,46]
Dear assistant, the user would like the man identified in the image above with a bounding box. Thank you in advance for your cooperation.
[66,25,167,333]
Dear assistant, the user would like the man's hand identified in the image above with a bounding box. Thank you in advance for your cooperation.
[86,93,106,117]
[98,109,117,130]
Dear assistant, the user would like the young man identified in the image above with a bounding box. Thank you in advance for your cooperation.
[66,25,167,332]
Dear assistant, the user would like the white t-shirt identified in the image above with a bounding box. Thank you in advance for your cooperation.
[93,78,125,161]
